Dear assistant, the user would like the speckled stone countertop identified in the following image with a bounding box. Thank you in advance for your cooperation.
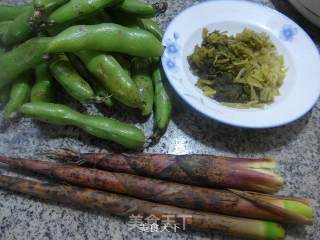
[0,0,319,239]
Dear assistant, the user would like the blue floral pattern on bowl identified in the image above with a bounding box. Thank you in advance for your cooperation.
[163,32,180,73]
[164,59,176,70]
[280,24,298,42]
[167,43,179,55]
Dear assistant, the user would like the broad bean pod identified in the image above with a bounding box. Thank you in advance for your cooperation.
[49,53,95,103]
[112,54,132,76]
[109,10,142,29]
[0,21,11,40]
[20,102,146,149]
[4,73,33,119]
[0,45,9,104]
[141,18,163,40]
[115,0,167,18]
[48,23,164,57]
[0,4,31,21]
[152,68,172,136]
[76,50,144,109]
[67,53,114,107]
[0,85,11,106]
[0,47,5,56]
[31,0,70,29]
[48,0,122,24]
[0,37,51,90]
[133,74,153,116]
[46,10,107,36]
[31,63,55,102]
[0,47,9,104]
[2,6,34,46]
[132,58,154,116]
[33,0,69,14]
[110,12,163,40]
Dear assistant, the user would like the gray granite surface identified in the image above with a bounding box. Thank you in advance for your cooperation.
[0,0,319,239]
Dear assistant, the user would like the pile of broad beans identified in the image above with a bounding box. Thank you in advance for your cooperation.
[0,0,172,150]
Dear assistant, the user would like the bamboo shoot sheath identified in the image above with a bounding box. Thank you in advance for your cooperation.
[0,174,285,240]
[0,156,312,224]
[52,149,284,193]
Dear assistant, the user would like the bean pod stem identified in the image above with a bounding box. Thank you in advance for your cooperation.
[31,0,70,29]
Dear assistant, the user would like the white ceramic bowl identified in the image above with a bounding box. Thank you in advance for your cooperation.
[161,0,320,129]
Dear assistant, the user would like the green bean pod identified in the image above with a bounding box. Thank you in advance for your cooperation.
[112,54,132,76]
[31,0,70,30]
[0,47,5,56]
[31,63,55,102]
[141,18,163,40]
[46,10,107,36]
[0,47,6,93]
[110,12,163,41]
[76,51,144,109]
[133,74,153,116]
[0,4,31,21]
[109,10,142,29]
[0,21,11,40]
[2,6,35,46]
[152,68,172,135]
[0,37,51,89]
[48,23,164,57]
[20,102,145,149]
[116,0,167,18]
[67,53,99,82]
[67,53,114,108]
[4,74,32,119]
[132,59,154,116]
[33,0,69,14]
[49,54,95,103]
[0,84,11,106]
[48,0,122,24]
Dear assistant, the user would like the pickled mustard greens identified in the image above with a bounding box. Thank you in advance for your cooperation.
[188,28,287,108]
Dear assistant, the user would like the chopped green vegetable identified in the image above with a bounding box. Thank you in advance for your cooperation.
[188,28,287,108]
